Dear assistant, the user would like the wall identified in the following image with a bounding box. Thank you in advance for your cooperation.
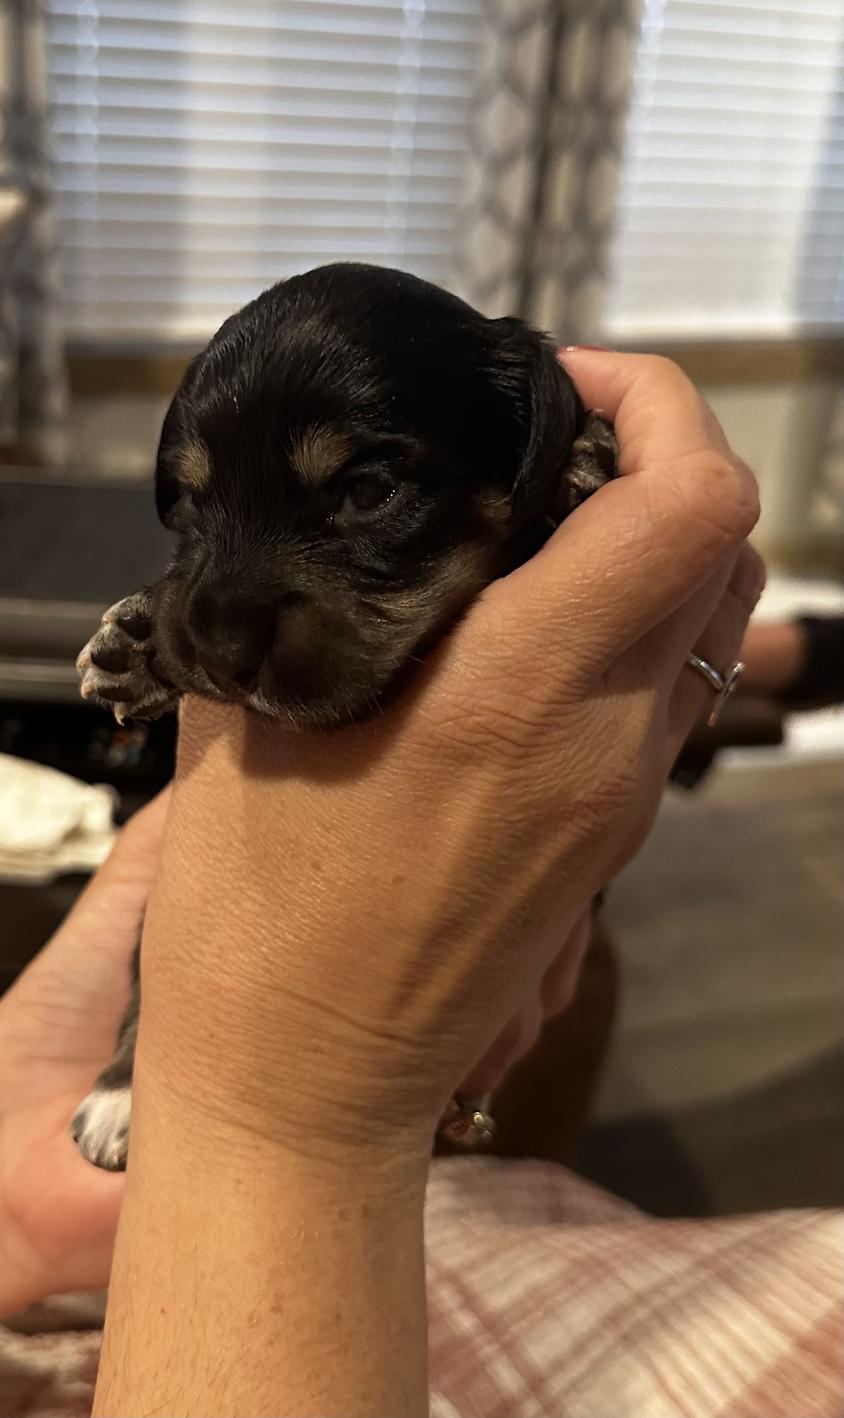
[66,394,169,483]
[706,380,842,574]
[65,377,844,576]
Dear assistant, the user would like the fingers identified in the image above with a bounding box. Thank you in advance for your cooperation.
[65,784,171,946]
[124,782,172,842]
[457,907,593,1099]
[632,540,764,695]
[457,1000,544,1099]
[0,787,172,1067]
[468,351,760,683]
[558,348,735,467]
[667,543,766,749]
[540,908,592,1014]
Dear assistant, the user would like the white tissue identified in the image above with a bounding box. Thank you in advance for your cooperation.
[0,753,118,883]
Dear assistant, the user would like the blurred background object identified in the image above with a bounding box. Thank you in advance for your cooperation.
[0,0,66,465]
[0,0,841,1216]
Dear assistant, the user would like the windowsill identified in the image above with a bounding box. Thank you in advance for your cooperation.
[613,335,844,386]
[66,333,844,396]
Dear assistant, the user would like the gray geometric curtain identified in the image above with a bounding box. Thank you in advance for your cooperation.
[456,0,641,343]
[0,0,66,464]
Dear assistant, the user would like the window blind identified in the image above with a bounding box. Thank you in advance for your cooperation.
[45,0,481,342]
[605,0,844,338]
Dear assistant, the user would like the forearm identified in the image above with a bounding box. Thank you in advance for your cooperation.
[94,1045,430,1418]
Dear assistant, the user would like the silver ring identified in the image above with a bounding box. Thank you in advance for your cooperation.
[686,653,745,727]
[438,1096,497,1149]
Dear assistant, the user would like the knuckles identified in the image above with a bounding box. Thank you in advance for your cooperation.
[702,452,761,542]
[423,667,649,860]
[625,354,761,545]
[654,447,761,555]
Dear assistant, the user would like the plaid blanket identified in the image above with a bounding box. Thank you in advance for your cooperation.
[2,1159,841,1418]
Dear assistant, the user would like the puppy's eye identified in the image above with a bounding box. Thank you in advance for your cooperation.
[341,472,396,517]
[164,490,194,532]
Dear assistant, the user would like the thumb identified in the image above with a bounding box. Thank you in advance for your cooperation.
[463,351,759,681]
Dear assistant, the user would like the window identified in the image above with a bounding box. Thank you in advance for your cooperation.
[605,0,844,338]
[47,1,844,345]
[45,0,481,342]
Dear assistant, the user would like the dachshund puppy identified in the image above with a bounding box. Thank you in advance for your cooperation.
[72,262,616,1169]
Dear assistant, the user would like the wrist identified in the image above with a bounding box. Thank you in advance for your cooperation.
[97,1051,430,1416]
[138,876,450,1164]
[133,1027,435,1198]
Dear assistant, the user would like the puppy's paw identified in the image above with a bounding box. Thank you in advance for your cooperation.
[560,412,618,516]
[77,590,177,724]
[71,1085,132,1171]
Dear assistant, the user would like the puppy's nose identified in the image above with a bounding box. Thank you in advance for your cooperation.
[186,586,274,695]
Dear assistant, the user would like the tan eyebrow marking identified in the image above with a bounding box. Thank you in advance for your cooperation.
[290,425,352,486]
[178,439,211,490]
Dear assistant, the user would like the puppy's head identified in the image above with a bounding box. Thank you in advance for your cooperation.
[152,263,583,726]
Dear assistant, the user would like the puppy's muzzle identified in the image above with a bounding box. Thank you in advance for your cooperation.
[185,583,285,695]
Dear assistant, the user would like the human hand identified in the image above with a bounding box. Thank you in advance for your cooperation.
[135,350,763,1173]
[0,789,169,1315]
[457,906,594,1100]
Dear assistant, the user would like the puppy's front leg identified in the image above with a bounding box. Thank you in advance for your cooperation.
[77,586,177,724]
[71,945,139,1171]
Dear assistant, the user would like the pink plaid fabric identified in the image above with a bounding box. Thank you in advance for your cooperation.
[2,1159,841,1417]
[427,1159,844,1418]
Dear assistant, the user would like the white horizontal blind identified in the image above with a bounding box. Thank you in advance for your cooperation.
[605,0,844,338]
[45,0,482,341]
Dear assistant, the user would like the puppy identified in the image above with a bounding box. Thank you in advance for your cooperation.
[71,263,616,1169]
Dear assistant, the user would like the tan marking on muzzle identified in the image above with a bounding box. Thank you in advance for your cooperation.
[377,542,498,631]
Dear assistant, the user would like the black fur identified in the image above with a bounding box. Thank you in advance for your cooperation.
[72,263,616,1169]
[94,264,609,727]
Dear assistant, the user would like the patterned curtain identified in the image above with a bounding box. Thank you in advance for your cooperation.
[0,0,66,464]
[456,0,641,343]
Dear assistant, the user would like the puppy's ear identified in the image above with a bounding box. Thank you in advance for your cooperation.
[487,317,583,529]
[154,355,202,529]
[485,316,584,527]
